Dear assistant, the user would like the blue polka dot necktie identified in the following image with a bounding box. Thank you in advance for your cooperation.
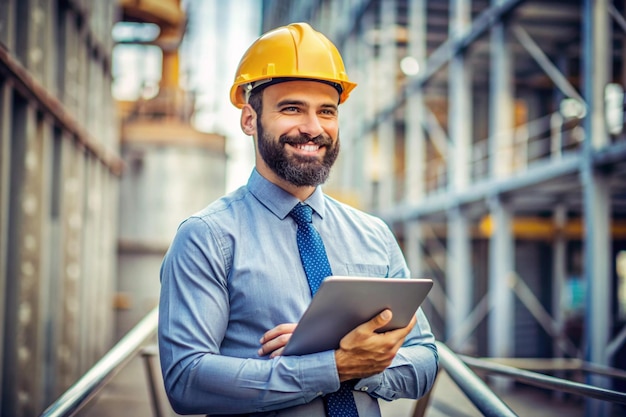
[289,203,360,417]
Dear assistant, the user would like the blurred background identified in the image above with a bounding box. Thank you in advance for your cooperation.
[1,0,625,416]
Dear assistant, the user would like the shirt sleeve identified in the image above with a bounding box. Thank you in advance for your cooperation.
[354,224,439,401]
[355,308,439,401]
[158,217,340,415]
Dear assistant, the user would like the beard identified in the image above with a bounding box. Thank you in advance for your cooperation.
[257,121,340,187]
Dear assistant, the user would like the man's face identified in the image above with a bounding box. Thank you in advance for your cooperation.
[255,81,341,188]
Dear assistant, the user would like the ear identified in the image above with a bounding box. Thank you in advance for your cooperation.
[240,104,257,136]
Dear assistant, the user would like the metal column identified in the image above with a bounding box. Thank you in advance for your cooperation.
[582,2,612,416]
[362,12,378,210]
[346,25,370,202]
[448,207,473,350]
[487,0,515,388]
[0,76,12,417]
[447,0,473,351]
[551,205,567,359]
[377,0,397,210]
[449,0,472,191]
[489,0,515,180]
[404,0,427,280]
[488,196,515,389]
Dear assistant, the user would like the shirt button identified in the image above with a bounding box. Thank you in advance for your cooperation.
[360,386,369,392]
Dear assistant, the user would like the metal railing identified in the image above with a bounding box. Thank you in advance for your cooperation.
[435,342,519,417]
[458,354,626,405]
[40,306,626,417]
[40,307,159,417]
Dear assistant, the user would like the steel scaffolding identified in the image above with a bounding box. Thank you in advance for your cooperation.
[261,1,626,416]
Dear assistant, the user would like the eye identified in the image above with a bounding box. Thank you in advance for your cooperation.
[320,108,337,117]
[281,106,301,113]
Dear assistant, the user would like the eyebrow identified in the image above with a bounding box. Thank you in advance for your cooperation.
[276,99,338,111]
[276,99,306,108]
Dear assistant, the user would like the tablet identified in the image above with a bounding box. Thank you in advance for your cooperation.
[282,276,433,356]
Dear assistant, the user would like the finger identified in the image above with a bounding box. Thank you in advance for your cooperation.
[260,323,297,344]
[365,309,393,332]
[269,347,285,359]
[258,333,292,356]
[382,314,417,342]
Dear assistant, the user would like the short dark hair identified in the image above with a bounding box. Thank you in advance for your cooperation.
[248,91,263,119]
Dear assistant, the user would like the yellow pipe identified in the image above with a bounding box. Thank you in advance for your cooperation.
[161,51,179,89]
[479,215,626,239]
[119,0,184,27]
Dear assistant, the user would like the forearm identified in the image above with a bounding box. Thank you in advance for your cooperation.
[357,343,438,401]
[357,307,439,401]
[162,350,339,415]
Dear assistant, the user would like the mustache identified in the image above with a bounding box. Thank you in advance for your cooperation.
[279,134,332,147]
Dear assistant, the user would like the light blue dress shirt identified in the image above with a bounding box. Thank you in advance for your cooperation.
[158,169,438,416]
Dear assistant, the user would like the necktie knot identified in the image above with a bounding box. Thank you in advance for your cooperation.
[289,203,313,226]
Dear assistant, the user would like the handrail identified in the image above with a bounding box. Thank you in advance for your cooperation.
[40,307,159,417]
[459,354,626,405]
[436,342,519,417]
[41,307,625,416]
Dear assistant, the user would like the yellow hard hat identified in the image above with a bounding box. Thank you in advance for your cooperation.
[230,22,357,108]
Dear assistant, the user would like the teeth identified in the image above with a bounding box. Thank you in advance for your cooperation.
[295,144,319,152]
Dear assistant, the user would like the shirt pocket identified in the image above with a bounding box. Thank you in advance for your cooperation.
[343,263,389,278]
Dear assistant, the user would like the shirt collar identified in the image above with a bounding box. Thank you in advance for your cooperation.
[247,168,326,220]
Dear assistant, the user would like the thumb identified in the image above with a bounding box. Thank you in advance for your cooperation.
[373,309,392,329]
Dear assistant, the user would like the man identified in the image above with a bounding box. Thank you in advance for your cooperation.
[158,22,438,416]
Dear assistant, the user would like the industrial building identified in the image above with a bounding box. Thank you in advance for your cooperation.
[1,0,625,416]
[0,0,226,416]
[1,1,121,415]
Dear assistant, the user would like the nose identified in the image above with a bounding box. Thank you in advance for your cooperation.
[298,112,324,138]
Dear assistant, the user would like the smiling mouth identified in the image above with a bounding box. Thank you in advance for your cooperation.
[292,143,322,152]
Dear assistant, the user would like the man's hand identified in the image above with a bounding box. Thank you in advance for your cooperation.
[258,323,297,358]
[334,309,416,381]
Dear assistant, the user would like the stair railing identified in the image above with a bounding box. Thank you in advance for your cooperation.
[40,307,159,417]
[42,307,626,417]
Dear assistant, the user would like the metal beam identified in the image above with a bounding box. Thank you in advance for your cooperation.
[0,48,123,176]
[358,0,526,138]
[609,4,626,34]
[378,152,582,223]
[511,24,586,105]
[422,107,449,157]
[509,273,580,358]
[446,293,491,349]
